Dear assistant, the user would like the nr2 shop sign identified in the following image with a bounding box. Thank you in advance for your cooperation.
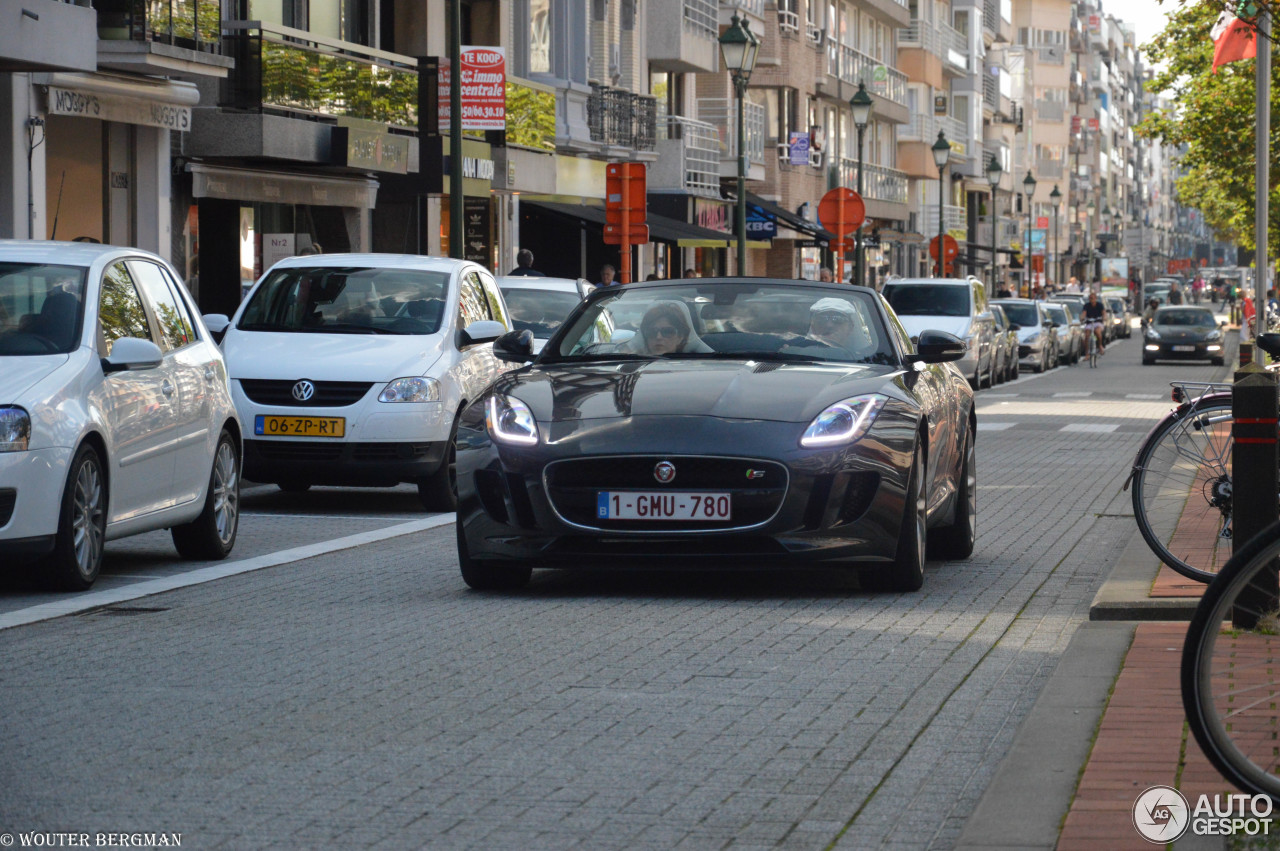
[439,47,506,131]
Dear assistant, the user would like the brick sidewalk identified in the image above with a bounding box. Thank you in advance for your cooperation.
[1057,622,1232,850]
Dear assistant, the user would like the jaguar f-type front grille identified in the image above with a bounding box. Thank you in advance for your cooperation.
[239,380,374,407]
[544,455,788,532]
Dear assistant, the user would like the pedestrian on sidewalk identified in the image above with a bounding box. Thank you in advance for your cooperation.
[507,249,545,277]
[819,268,834,283]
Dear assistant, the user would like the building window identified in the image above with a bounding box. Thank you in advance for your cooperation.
[530,0,551,73]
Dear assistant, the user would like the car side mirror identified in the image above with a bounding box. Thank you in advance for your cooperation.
[202,313,230,344]
[910,329,966,364]
[460,319,507,347]
[102,337,163,373]
[493,329,535,363]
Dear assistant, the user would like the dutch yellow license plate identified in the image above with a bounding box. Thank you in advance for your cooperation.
[254,415,345,438]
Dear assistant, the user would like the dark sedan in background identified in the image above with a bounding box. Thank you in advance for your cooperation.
[1142,306,1227,365]
[453,278,978,594]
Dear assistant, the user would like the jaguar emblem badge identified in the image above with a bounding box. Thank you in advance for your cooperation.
[654,461,676,484]
[292,380,316,402]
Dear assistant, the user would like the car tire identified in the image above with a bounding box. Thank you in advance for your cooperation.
[171,431,241,561]
[457,521,531,591]
[928,427,976,560]
[866,443,926,593]
[277,481,311,493]
[45,444,107,591]
[418,415,460,512]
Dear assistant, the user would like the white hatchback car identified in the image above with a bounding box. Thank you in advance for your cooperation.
[0,241,242,590]
[206,255,511,509]
[497,276,594,353]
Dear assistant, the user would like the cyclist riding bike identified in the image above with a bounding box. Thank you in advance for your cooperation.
[1082,290,1106,355]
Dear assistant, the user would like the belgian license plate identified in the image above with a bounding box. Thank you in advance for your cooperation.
[254,415,345,438]
[598,491,731,521]
[1172,345,1196,352]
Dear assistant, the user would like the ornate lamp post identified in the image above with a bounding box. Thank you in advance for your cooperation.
[1049,184,1061,292]
[986,154,1002,293]
[1023,170,1037,296]
[850,83,873,288]
[932,131,951,276]
[719,14,760,276]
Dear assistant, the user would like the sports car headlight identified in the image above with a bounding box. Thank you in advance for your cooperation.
[801,395,887,448]
[0,406,30,452]
[379,377,440,403]
[486,395,539,446]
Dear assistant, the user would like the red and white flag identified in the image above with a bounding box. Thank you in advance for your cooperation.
[1211,11,1257,73]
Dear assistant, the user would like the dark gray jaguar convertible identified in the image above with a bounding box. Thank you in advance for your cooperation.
[454,278,977,592]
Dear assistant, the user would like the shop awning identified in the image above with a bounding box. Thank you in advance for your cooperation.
[743,193,835,241]
[524,201,768,248]
[189,164,379,209]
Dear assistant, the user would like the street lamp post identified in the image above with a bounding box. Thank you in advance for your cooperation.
[1023,170,1037,296]
[1049,184,1061,293]
[719,14,760,276]
[932,132,951,277]
[986,154,1002,293]
[850,83,873,288]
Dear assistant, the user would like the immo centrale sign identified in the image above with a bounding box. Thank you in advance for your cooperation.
[438,47,506,132]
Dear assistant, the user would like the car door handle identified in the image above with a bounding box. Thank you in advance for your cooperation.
[161,380,175,397]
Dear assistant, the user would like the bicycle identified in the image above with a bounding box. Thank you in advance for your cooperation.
[1182,519,1280,800]
[1083,319,1101,368]
[1125,336,1280,582]
[1126,382,1234,582]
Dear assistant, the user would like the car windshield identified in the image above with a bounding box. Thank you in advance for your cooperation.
[1053,300,1084,320]
[0,263,87,355]
[238,266,450,334]
[499,288,581,339]
[880,284,969,317]
[997,302,1040,326]
[1157,310,1216,327]
[543,283,896,366]
[1046,306,1069,323]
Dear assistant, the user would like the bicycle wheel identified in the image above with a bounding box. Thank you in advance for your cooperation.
[1130,399,1234,582]
[1183,520,1280,800]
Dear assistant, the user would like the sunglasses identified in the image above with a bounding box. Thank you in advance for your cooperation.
[645,324,682,339]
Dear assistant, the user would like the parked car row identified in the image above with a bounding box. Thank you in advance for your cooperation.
[2,244,985,595]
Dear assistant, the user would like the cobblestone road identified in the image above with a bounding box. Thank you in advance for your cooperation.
[0,335,1232,849]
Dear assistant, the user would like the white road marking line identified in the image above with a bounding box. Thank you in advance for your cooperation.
[977,422,1016,431]
[1060,423,1119,433]
[1125,394,1164,400]
[983,393,1019,398]
[0,515,456,632]
[1052,392,1093,397]
[239,512,426,521]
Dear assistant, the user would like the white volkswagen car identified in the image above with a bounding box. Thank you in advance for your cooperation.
[0,241,242,590]
[206,255,510,510]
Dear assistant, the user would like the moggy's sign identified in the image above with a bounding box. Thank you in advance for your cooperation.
[47,87,191,131]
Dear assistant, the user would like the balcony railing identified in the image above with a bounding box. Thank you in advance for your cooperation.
[654,115,721,196]
[900,19,968,71]
[778,9,800,37]
[921,204,966,235]
[696,98,764,165]
[721,0,765,16]
[834,159,909,204]
[825,39,908,107]
[982,67,998,107]
[902,113,968,157]
[97,0,221,53]
[939,21,969,71]
[1035,99,1065,122]
[684,0,718,40]
[221,22,417,129]
[1035,159,1065,179]
[588,85,658,152]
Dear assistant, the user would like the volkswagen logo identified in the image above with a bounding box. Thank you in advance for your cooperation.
[654,461,676,484]
[291,380,316,402]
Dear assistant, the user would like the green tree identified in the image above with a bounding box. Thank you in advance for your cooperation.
[1139,1,1280,256]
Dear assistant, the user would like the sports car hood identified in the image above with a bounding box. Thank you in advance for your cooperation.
[221,329,446,381]
[896,316,972,340]
[501,360,901,425]
[0,354,70,403]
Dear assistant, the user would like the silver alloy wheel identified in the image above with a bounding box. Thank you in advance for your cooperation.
[961,434,976,540]
[72,458,104,578]
[911,448,927,573]
[212,440,239,545]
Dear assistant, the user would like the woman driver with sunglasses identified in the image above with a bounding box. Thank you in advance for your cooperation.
[637,303,692,355]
